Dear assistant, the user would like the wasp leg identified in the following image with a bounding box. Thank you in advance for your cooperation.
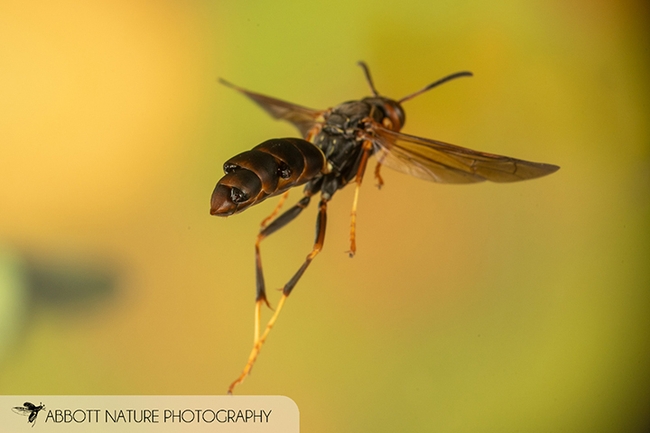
[229,293,289,395]
[348,140,373,258]
[254,178,322,314]
[251,194,311,378]
[373,148,388,189]
[281,196,328,296]
[255,193,312,313]
[372,144,391,189]
[260,190,290,229]
[255,190,292,341]
[229,196,328,394]
[234,194,313,394]
[374,162,385,189]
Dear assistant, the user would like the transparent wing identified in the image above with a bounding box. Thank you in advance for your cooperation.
[371,126,560,184]
[219,79,324,138]
[12,407,30,416]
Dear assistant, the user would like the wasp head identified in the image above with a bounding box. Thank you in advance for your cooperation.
[362,97,406,131]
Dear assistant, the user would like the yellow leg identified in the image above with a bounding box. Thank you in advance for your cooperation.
[349,182,362,257]
[254,298,263,344]
[260,191,290,229]
[229,197,329,394]
[347,141,373,258]
[374,161,385,189]
[228,294,288,394]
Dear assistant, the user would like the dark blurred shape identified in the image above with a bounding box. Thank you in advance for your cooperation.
[0,246,121,362]
[24,255,119,309]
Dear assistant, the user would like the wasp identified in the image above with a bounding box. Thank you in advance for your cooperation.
[211,62,559,393]
[12,402,45,427]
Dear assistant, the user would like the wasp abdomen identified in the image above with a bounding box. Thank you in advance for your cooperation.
[211,138,326,216]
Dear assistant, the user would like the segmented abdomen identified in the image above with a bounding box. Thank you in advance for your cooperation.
[210,138,326,216]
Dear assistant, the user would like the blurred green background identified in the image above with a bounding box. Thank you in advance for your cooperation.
[1,0,648,432]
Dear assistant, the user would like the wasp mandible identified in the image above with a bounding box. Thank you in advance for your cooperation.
[211,62,559,393]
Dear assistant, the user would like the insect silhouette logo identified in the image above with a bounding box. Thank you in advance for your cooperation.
[12,402,46,427]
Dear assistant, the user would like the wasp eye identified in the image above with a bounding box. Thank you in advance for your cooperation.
[277,161,292,179]
[230,187,248,203]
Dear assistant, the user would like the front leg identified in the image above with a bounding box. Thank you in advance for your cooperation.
[347,139,373,257]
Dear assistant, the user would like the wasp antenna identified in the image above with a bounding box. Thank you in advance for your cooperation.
[357,61,380,96]
[218,77,236,88]
[398,71,473,104]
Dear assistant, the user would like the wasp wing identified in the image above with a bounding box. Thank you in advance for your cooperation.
[371,127,559,183]
[219,79,323,138]
[12,407,31,416]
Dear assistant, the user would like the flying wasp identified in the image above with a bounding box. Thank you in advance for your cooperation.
[211,62,559,393]
[12,402,45,427]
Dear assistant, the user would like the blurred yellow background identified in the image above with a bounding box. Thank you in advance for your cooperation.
[1,0,648,432]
